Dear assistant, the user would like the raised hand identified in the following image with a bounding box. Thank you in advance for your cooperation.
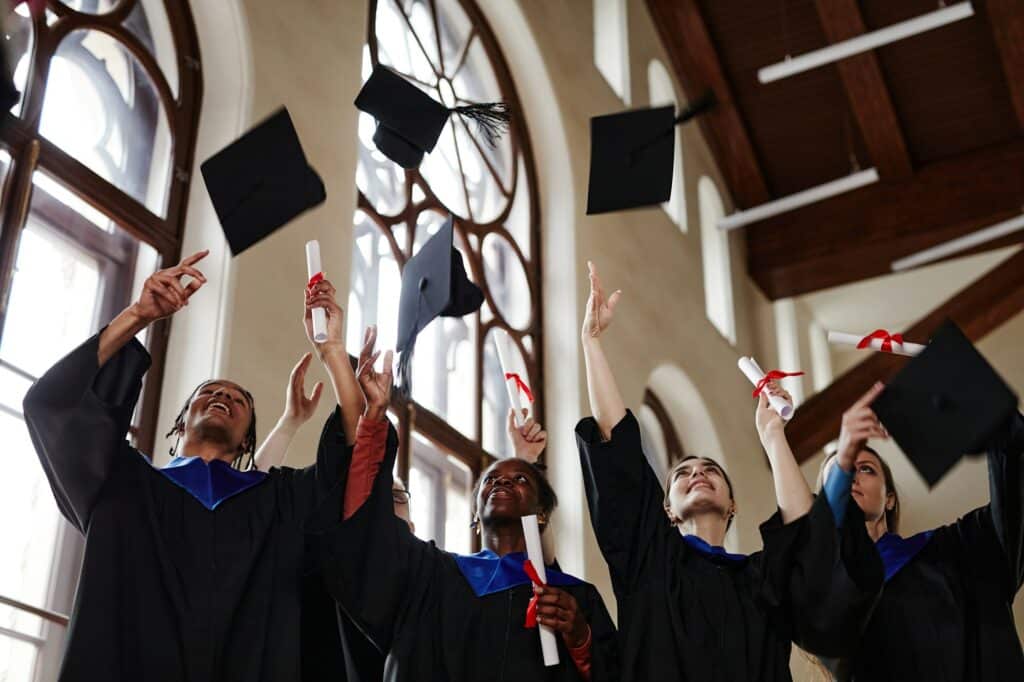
[581,261,622,341]
[836,381,889,472]
[304,277,345,356]
[356,325,393,420]
[755,380,792,446]
[533,584,591,649]
[507,408,547,463]
[130,250,208,324]
[281,352,324,429]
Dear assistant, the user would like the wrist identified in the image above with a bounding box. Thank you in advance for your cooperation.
[566,621,590,650]
[759,426,787,451]
[275,415,302,435]
[122,304,152,331]
[317,342,347,362]
[363,405,388,422]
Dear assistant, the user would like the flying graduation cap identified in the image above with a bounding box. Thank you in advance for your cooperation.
[586,91,715,215]
[200,107,326,256]
[355,64,511,170]
[395,215,484,397]
[871,320,1019,487]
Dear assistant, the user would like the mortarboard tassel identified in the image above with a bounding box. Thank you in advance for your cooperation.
[451,102,511,148]
[396,283,427,400]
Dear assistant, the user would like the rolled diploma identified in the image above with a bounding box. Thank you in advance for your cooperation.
[522,514,559,667]
[827,331,925,357]
[737,356,795,421]
[305,240,328,343]
[494,331,526,427]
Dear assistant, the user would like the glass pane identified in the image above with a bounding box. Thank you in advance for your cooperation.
[481,232,530,329]
[33,169,115,232]
[0,629,42,682]
[0,148,10,187]
[58,0,120,13]
[5,3,33,118]
[408,461,436,545]
[444,455,472,555]
[41,29,173,217]
[435,0,472,76]
[376,0,437,86]
[125,0,180,98]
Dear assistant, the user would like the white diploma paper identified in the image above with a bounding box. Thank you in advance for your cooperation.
[522,514,559,667]
[827,331,925,357]
[305,240,328,343]
[737,356,795,421]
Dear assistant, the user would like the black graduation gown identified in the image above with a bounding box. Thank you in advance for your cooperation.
[21,332,364,682]
[311,421,621,682]
[834,412,1024,681]
[576,411,883,682]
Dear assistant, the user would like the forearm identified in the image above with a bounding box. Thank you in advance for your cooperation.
[763,429,813,523]
[581,336,626,441]
[322,347,364,446]
[97,307,148,367]
[253,418,300,471]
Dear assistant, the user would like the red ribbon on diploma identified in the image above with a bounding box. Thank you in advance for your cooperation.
[523,559,545,628]
[307,271,324,289]
[752,370,804,398]
[857,329,904,353]
[505,372,535,403]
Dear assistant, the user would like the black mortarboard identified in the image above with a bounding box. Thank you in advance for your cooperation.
[200,107,326,256]
[355,64,510,170]
[871,320,1019,487]
[395,215,484,396]
[586,92,715,215]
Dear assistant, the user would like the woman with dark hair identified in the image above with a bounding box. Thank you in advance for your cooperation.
[574,262,882,681]
[22,252,368,681]
[817,382,1024,680]
[310,327,620,681]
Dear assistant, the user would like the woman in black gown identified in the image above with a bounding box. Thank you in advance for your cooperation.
[818,382,1024,680]
[574,262,882,682]
[22,252,369,681]
[311,326,620,682]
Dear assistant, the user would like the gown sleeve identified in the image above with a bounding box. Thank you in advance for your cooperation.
[954,411,1024,599]
[308,419,442,654]
[579,583,621,682]
[22,331,150,534]
[576,410,668,595]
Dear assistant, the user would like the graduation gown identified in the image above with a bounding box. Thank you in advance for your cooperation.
[576,411,882,682]
[834,412,1024,681]
[311,421,621,682]
[22,332,367,682]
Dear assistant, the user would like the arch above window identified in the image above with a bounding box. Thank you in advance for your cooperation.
[647,59,684,230]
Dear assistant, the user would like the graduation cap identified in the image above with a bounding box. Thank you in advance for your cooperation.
[355,64,511,170]
[871,320,1018,487]
[200,107,326,256]
[395,215,484,396]
[586,91,715,215]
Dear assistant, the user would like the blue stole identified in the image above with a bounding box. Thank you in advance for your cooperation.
[876,531,934,582]
[682,534,748,565]
[155,455,267,510]
[453,549,583,597]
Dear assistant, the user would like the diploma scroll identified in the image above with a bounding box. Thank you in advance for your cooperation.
[305,240,328,343]
[737,356,796,421]
[522,514,559,667]
[827,331,925,357]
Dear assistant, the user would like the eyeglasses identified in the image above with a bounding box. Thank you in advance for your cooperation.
[392,490,411,505]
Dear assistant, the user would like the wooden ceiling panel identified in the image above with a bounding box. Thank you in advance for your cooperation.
[860,0,1019,163]
[697,0,870,197]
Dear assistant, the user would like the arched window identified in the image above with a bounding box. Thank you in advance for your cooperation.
[349,0,541,553]
[647,59,684,229]
[698,176,735,344]
[0,2,201,677]
[593,0,630,104]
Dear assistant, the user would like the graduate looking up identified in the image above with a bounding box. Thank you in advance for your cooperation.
[22,250,363,682]
[311,326,620,682]
[575,261,882,682]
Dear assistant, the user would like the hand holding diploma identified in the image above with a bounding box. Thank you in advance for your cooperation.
[522,514,560,666]
[305,241,328,343]
[737,357,801,421]
[304,275,345,358]
[507,409,547,463]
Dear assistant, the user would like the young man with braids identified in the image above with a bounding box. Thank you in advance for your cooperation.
[22,250,370,681]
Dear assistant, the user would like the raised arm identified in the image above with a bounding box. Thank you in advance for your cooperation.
[977,410,1024,596]
[305,277,364,446]
[24,250,208,532]
[754,382,813,523]
[581,261,625,440]
[253,352,324,471]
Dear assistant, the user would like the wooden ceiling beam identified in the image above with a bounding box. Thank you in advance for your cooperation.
[813,0,913,180]
[982,0,1024,131]
[746,138,1024,300]
[645,0,771,208]
[787,247,1024,463]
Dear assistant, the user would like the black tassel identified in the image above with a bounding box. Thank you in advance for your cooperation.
[451,102,511,148]
[396,340,415,401]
